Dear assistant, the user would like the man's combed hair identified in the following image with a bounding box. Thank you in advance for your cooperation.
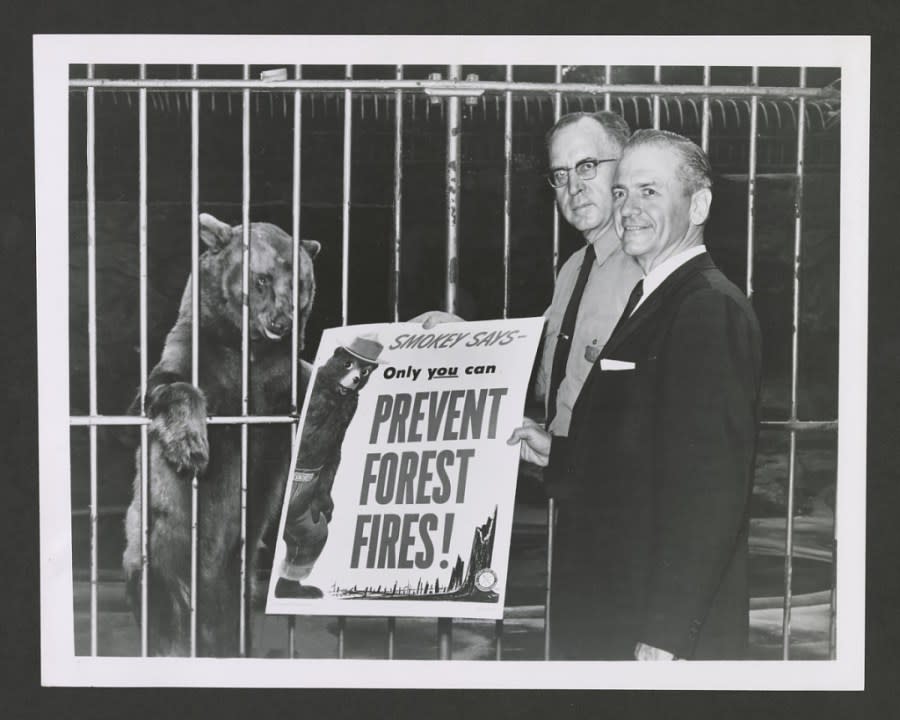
[626,129,713,195]
[545,111,632,153]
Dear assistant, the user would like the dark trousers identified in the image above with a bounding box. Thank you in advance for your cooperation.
[545,435,637,660]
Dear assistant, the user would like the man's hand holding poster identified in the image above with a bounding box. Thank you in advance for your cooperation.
[266,318,544,619]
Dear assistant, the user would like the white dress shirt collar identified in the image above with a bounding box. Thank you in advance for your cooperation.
[633,244,707,312]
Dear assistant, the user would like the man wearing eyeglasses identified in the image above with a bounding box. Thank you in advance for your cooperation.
[528,113,643,479]
[417,111,641,469]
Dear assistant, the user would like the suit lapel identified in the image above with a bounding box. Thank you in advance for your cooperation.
[571,253,714,438]
[600,251,715,361]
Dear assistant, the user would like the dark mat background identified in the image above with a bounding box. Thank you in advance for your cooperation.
[2,1,898,718]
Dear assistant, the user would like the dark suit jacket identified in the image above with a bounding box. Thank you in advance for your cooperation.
[549,251,761,660]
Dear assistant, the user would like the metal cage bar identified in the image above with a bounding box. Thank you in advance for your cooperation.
[544,63,565,663]
[438,63,463,658]
[288,617,296,658]
[551,66,562,277]
[69,77,837,100]
[392,65,404,323]
[701,66,711,153]
[502,65,513,320]
[342,66,353,325]
[438,617,453,660]
[189,62,201,659]
[746,67,759,298]
[288,63,303,657]
[239,63,251,657]
[830,505,838,660]
[444,64,461,316]
[387,616,396,660]
[782,66,807,661]
[138,63,150,658]
[86,63,99,658]
[652,66,661,129]
[291,66,302,415]
[604,65,612,111]
[336,63,355,658]
[499,70,512,650]
[71,414,837,432]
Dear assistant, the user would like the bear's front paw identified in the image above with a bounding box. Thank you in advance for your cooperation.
[148,382,209,474]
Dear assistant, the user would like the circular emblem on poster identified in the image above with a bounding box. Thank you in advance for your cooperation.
[475,568,498,592]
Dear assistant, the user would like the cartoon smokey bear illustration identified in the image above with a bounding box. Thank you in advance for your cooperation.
[274,335,387,598]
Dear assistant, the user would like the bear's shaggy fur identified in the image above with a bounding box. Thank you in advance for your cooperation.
[122,213,319,656]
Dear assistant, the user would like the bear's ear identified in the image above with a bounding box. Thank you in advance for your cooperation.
[301,239,321,260]
[199,213,234,251]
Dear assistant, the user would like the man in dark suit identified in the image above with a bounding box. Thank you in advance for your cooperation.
[510,129,761,660]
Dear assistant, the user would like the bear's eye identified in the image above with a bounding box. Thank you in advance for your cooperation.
[344,360,353,369]
[255,275,271,292]
[361,366,371,376]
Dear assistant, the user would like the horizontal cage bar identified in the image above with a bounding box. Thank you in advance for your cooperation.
[68,77,838,100]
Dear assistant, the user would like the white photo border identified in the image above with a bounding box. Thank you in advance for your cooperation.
[35,34,869,689]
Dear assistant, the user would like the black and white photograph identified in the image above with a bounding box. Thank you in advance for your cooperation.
[34,34,868,689]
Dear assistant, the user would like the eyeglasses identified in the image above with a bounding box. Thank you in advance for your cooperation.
[545,157,618,188]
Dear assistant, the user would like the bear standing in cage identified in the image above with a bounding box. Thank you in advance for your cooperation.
[122,212,320,656]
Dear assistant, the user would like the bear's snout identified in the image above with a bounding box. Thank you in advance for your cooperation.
[259,313,292,341]
[268,315,291,336]
[339,371,361,391]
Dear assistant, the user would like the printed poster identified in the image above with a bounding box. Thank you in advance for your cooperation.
[266,318,543,619]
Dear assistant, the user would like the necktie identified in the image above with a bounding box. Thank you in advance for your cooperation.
[546,243,596,427]
[608,278,644,341]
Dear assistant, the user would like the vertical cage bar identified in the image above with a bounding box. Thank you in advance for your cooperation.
[392,65,403,322]
[288,616,296,658]
[438,617,452,660]
[544,63,564,661]
[552,65,562,277]
[502,65,513,320]
[338,65,353,656]
[544,500,554,660]
[830,532,837,658]
[701,66,711,153]
[288,64,302,660]
[497,67,510,645]
[444,64,461,315]
[239,63,251,656]
[782,66,807,661]
[189,63,201,658]
[86,63,99,658]
[342,65,352,325]
[604,65,612,111]
[291,65,302,413]
[437,65,463,657]
[652,65,661,129]
[746,67,759,299]
[387,616,396,660]
[138,63,150,657]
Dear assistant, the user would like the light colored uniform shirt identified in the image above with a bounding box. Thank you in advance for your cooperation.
[537,228,643,436]
[631,244,707,314]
